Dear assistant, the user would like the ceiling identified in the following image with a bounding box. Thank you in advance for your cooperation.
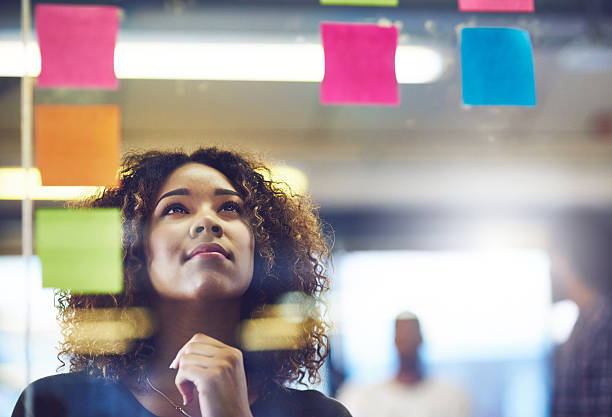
[1,0,612,253]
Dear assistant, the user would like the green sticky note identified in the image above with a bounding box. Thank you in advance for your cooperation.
[320,0,398,6]
[36,208,123,294]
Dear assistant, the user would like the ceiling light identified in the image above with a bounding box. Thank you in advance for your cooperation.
[258,165,309,196]
[0,40,445,83]
[0,167,103,200]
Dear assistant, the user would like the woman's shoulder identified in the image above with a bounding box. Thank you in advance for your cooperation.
[254,386,352,417]
[24,370,103,386]
[17,371,118,397]
[11,371,151,417]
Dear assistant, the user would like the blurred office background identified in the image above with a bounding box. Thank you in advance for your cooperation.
[1,0,612,416]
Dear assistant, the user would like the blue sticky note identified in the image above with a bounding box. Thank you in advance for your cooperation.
[461,28,536,106]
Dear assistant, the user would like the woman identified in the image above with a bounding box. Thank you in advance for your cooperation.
[12,147,351,417]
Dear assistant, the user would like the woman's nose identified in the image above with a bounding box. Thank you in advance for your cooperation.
[189,216,222,239]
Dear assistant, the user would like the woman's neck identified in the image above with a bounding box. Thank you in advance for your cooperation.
[148,297,243,387]
[124,296,261,417]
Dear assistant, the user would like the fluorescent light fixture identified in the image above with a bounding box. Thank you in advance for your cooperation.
[116,42,325,82]
[0,40,444,83]
[0,166,308,200]
[0,167,103,200]
[0,40,41,77]
[395,45,445,84]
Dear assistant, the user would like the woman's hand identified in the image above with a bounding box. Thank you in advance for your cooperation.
[170,333,253,417]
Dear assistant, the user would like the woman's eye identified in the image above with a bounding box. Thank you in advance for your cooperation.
[163,204,188,215]
[220,201,242,214]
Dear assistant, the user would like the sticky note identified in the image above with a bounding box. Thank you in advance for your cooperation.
[459,0,534,12]
[35,208,123,294]
[35,105,120,186]
[461,28,536,106]
[321,22,399,106]
[321,0,398,6]
[35,4,119,88]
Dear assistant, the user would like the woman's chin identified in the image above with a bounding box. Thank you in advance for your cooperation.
[161,280,247,301]
[150,269,251,301]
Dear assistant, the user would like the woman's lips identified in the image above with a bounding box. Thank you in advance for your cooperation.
[190,251,226,260]
[186,242,230,261]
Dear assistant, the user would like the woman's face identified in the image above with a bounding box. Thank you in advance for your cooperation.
[146,162,255,300]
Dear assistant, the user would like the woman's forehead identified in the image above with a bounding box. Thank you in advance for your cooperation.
[160,163,236,193]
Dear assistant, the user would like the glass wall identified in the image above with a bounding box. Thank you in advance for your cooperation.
[1,1,612,417]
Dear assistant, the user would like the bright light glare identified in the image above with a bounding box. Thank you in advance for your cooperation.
[116,42,325,82]
[550,300,579,344]
[335,250,551,382]
[0,167,103,200]
[0,41,41,77]
[240,317,305,351]
[0,40,445,84]
[258,165,309,196]
[468,222,546,250]
[0,256,61,392]
[395,46,444,83]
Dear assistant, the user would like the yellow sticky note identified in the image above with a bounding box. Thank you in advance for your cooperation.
[36,208,123,294]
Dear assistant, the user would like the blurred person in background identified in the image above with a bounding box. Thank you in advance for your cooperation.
[549,214,612,417]
[12,148,351,417]
[337,311,471,417]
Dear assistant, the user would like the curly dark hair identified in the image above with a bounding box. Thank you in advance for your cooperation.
[56,147,332,391]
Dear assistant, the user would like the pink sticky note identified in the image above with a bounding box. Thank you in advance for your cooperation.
[321,22,399,106]
[35,4,119,89]
[458,0,534,12]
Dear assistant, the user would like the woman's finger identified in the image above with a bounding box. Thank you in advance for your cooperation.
[169,342,223,369]
[173,356,231,405]
[169,333,227,369]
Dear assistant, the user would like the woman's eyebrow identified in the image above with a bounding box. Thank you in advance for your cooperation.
[156,188,240,207]
[214,188,241,198]
[155,188,190,207]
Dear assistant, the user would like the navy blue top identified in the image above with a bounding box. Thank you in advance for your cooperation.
[12,371,352,417]
[551,297,612,417]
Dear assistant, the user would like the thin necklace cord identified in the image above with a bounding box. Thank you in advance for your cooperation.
[145,375,194,417]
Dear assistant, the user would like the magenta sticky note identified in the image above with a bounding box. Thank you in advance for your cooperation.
[458,0,534,12]
[321,22,399,106]
[35,4,119,89]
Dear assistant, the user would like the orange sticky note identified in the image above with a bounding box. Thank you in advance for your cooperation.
[35,105,120,186]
